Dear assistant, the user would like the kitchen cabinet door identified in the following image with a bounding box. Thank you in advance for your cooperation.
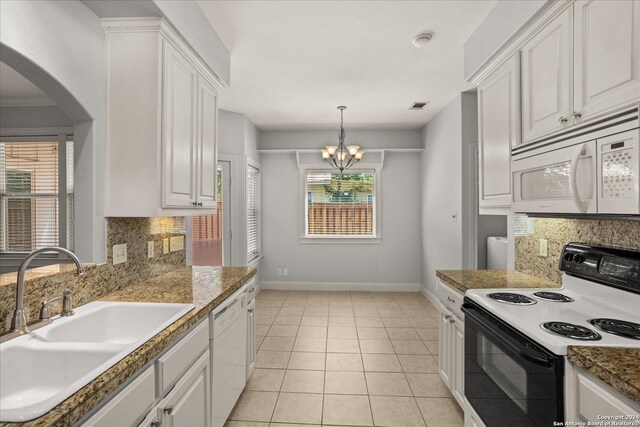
[478,54,519,208]
[451,315,465,408]
[438,305,453,388]
[522,7,572,143]
[574,0,640,122]
[196,76,218,208]
[162,40,198,208]
[160,350,210,427]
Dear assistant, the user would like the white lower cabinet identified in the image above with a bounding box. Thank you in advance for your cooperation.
[82,319,210,427]
[436,280,466,411]
[147,351,210,427]
[565,363,640,425]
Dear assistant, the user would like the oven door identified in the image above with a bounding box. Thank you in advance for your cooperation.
[462,299,564,427]
[512,140,597,213]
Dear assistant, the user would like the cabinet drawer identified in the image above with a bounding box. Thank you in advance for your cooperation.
[577,372,640,424]
[155,319,209,397]
[83,366,155,427]
[437,280,464,318]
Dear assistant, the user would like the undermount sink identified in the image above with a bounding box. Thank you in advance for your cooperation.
[0,301,194,422]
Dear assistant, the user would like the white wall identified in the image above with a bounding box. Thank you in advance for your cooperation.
[464,0,551,79]
[0,106,73,128]
[1,0,106,264]
[260,129,422,150]
[260,130,422,288]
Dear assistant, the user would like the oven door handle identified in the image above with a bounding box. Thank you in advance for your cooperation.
[462,303,555,368]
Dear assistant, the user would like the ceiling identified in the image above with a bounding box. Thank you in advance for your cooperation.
[198,0,496,131]
[0,61,55,106]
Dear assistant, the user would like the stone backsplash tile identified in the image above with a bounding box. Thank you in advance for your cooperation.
[515,218,640,284]
[0,217,186,334]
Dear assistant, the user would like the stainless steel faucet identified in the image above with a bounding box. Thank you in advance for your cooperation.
[11,247,85,334]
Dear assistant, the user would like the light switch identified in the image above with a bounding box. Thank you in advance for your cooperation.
[113,243,127,265]
[147,241,154,258]
[163,238,169,254]
[539,239,548,257]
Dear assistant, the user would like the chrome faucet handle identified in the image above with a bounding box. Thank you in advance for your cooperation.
[61,289,74,317]
[39,296,62,320]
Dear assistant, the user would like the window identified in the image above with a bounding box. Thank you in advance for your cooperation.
[304,170,376,238]
[0,139,74,253]
[247,164,260,262]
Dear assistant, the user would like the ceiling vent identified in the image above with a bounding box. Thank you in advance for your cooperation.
[409,102,429,110]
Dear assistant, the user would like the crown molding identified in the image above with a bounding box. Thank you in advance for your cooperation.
[0,97,57,108]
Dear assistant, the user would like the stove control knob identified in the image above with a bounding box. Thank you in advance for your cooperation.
[563,252,574,262]
[574,254,586,263]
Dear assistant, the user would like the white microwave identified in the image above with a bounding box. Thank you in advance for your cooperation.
[512,109,639,215]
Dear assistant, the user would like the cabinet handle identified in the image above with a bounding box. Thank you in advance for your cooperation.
[192,202,197,206]
[447,297,455,303]
[573,111,582,119]
[163,405,174,415]
[151,419,162,427]
[198,202,203,207]
[444,314,451,321]
[558,116,568,124]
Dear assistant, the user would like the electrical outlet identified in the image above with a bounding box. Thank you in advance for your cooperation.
[147,241,154,258]
[170,236,185,252]
[163,238,169,254]
[277,268,282,276]
[539,239,548,257]
[113,243,127,265]
[283,268,288,276]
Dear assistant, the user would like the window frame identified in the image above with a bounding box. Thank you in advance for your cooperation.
[246,157,261,265]
[0,133,73,257]
[300,163,381,244]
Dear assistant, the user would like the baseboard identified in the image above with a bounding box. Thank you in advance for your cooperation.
[420,284,440,306]
[260,281,421,292]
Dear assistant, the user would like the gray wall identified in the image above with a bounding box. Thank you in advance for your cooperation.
[1,0,107,264]
[259,129,422,151]
[464,0,551,79]
[420,95,464,295]
[216,110,261,271]
[0,105,72,128]
[260,130,422,286]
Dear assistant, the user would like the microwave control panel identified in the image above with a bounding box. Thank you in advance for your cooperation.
[601,141,634,200]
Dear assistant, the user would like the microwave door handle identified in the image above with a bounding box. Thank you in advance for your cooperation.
[570,143,587,213]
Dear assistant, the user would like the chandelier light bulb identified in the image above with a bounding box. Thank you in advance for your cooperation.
[347,145,360,156]
[355,151,364,160]
[325,145,337,156]
[321,148,330,159]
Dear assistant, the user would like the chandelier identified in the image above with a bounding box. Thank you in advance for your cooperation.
[321,106,364,172]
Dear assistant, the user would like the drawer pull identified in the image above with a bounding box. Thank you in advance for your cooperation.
[163,405,174,415]
[447,297,455,303]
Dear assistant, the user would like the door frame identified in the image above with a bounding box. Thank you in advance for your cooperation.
[185,153,237,266]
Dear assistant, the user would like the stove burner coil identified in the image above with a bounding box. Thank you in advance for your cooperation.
[588,318,640,340]
[542,322,602,341]
[533,291,574,302]
[488,293,537,305]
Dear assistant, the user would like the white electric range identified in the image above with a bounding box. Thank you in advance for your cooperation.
[462,243,640,427]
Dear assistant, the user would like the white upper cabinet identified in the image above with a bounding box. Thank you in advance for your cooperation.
[573,0,640,122]
[522,7,573,143]
[196,77,218,209]
[103,19,223,217]
[163,41,198,208]
[478,54,520,208]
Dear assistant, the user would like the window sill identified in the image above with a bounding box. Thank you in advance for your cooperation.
[299,237,382,244]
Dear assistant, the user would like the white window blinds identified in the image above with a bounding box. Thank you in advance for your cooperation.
[0,140,74,252]
[305,170,375,237]
[247,164,260,262]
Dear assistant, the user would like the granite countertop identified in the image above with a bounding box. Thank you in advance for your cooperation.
[0,263,96,287]
[2,265,256,427]
[436,269,559,294]
[567,346,640,403]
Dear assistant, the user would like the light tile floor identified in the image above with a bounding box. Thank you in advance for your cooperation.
[226,290,463,427]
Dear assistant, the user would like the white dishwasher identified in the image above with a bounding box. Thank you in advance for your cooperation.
[210,285,247,427]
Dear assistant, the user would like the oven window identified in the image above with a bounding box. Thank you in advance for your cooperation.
[478,334,528,412]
